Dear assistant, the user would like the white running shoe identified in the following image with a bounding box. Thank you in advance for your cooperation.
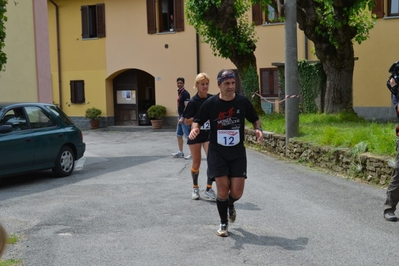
[184,154,192,160]
[216,224,228,237]
[192,188,200,200]
[172,151,184,158]
[204,188,216,201]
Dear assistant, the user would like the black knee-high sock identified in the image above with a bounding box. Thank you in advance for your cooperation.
[228,194,239,210]
[216,197,229,225]
[191,168,199,188]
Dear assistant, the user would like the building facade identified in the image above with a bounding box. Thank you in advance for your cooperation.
[1,0,397,128]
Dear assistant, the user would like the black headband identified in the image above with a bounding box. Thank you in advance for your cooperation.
[217,71,235,85]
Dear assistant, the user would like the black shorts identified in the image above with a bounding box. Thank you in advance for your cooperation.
[207,143,247,179]
[187,130,210,145]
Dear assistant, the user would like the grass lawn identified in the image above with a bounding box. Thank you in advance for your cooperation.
[257,112,397,157]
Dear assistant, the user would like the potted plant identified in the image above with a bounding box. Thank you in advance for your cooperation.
[147,104,166,129]
[85,107,102,129]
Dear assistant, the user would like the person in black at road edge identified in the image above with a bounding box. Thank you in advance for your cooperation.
[384,63,399,222]
[189,69,263,236]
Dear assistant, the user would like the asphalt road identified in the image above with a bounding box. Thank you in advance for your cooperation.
[1,127,399,266]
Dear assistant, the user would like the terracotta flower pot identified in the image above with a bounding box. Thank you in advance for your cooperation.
[89,119,100,129]
[150,119,163,129]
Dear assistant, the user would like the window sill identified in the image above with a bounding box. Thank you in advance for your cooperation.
[82,37,99,41]
[156,31,176,35]
[262,22,284,26]
[383,15,399,20]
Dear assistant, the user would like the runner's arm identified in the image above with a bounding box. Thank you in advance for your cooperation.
[252,120,263,144]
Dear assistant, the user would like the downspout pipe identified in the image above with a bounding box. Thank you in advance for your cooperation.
[196,33,200,74]
[49,0,62,109]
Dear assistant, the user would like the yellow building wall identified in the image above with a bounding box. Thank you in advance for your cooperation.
[0,1,38,101]
[105,0,199,117]
[47,0,399,124]
[48,0,107,117]
[353,17,399,107]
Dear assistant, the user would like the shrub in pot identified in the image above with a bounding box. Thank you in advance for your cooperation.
[85,107,102,129]
[147,105,166,129]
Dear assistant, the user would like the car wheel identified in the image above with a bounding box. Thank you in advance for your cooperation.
[52,146,75,177]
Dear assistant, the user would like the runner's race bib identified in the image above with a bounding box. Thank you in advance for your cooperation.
[217,130,240,146]
[200,120,210,130]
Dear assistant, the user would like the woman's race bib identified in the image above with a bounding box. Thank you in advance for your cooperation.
[200,120,211,130]
[217,129,240,146]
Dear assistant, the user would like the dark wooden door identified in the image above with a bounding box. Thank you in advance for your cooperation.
[113,70,138,125]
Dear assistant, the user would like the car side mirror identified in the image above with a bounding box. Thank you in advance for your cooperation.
[0,125,12,133]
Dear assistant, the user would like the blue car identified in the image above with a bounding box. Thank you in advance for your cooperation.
[0,102,86,178]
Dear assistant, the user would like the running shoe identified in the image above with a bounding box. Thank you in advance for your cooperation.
[192,188,200,200]
[228,207,236,223]
[216,224,228,237]
[204,188,216,201]
[184,154,192,160]
[172,151,184,158]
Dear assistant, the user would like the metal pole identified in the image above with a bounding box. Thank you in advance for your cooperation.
[284,0,299,147]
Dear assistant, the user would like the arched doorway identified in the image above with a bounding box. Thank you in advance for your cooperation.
[113,69,155,126]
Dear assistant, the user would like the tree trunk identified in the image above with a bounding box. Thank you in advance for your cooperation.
[322,58,354,114]
[232,56,265,116]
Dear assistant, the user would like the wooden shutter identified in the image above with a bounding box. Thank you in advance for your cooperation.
[70,80,85,104]
[96,4,106,37]
[252,3,263,26]
[260,68,278,97]
[81,6,89,38]
[146,0,156,34]
[174,0,184,32]
[372,0,384,18]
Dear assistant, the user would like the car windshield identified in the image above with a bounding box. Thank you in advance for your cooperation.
[47,105,74,126]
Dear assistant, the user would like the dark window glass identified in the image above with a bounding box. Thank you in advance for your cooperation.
[81,4,106,39]
[147,0,184,34]
[47,106,74,126]
[0,108,28,131]
[25,106,57,129]
[389,0,399,16]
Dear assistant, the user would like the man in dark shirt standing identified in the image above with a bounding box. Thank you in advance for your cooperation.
[384,71,399,222]
[172,77,191,158]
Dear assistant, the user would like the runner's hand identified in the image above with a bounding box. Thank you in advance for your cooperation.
[189,128,200,140]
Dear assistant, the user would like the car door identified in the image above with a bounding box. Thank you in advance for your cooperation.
[0,108,34,176]
[24,106,67,169]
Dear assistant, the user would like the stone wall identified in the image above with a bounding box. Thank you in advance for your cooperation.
[244,129,395,187]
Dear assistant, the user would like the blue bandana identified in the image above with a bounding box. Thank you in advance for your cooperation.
[217,71,235,85]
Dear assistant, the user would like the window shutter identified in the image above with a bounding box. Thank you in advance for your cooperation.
[96,4,106,37]
[252,4,263,26]
[70,80,85,104]
[372,0,384,18]
[146,0,156,34]
[260,68,278,97]
[174,0,184,32]
[81,6,89,38]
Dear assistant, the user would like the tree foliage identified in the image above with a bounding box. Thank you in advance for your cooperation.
[296,0,376,113]
[0,0,6,71]
[186,0,270,115]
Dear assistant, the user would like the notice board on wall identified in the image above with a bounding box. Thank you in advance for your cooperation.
[116,90,136,104]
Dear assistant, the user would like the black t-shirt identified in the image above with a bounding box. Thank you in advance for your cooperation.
[177,88,190,115]
[193,93,259,147]
[183,93,213,118]
[184,93,213,131]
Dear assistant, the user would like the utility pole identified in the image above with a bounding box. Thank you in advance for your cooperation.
[284,0,299,147]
